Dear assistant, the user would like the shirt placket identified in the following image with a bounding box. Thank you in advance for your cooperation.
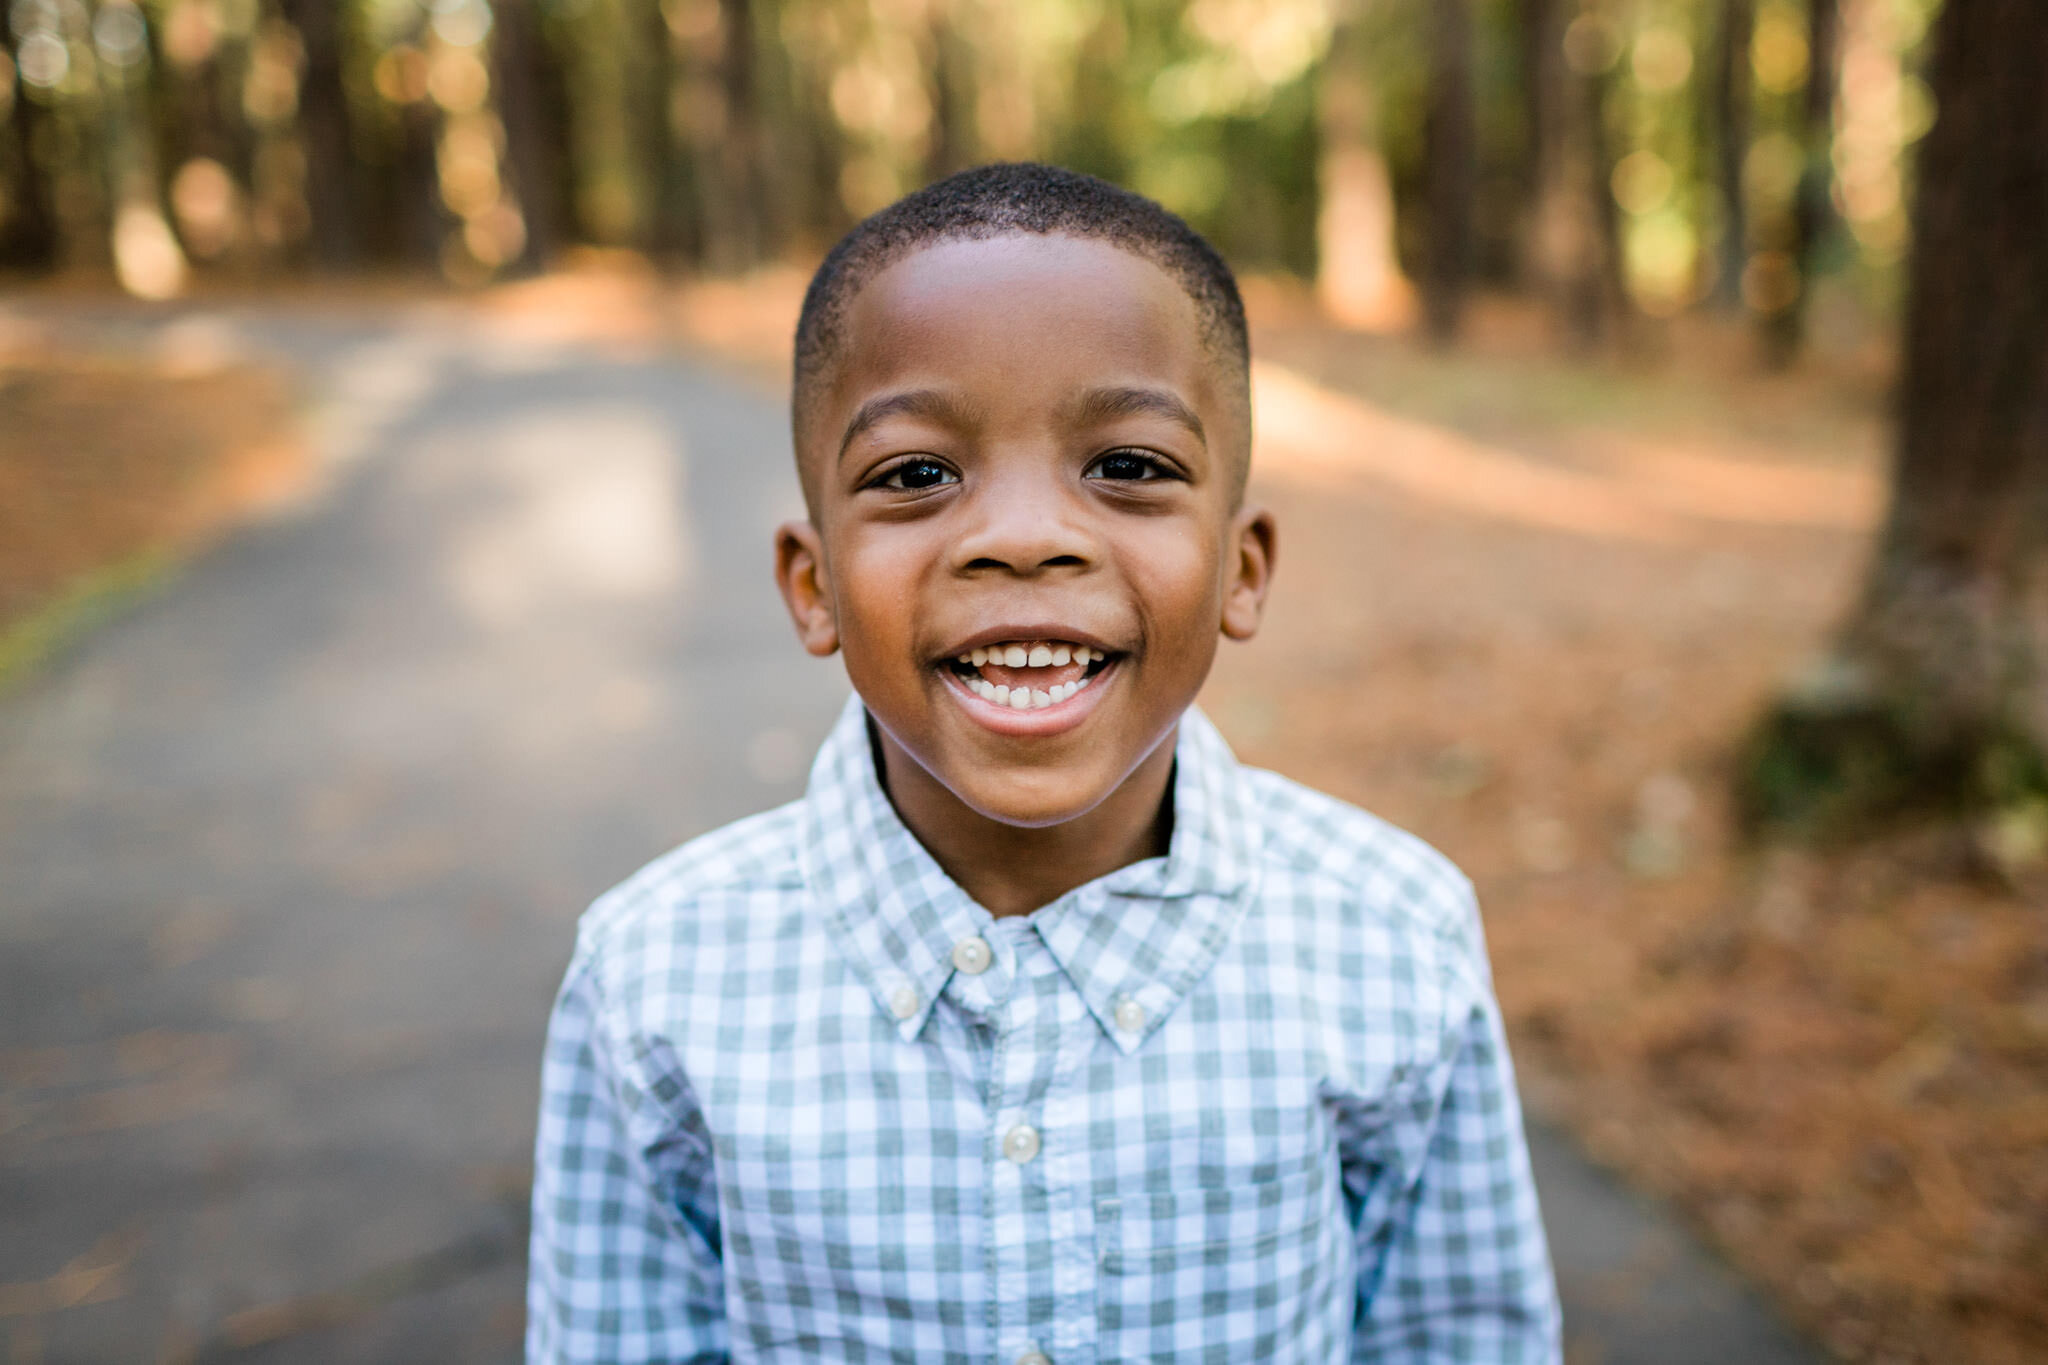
[985,918,1100,1365]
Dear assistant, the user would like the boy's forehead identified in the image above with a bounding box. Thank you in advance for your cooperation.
[811,234,1245,448]
[846,237,1200,370]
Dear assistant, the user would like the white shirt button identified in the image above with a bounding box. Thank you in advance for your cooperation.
[1002,1123,1041,1164]
[1015,1349,1051,1365]
[1113,996,1147,1032]
[950,936,993,975]
[889,985,920,1020]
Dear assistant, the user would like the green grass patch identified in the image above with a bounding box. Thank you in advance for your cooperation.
[0,550,179,693]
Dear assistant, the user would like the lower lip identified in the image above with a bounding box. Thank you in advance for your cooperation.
[940,661,1117,736]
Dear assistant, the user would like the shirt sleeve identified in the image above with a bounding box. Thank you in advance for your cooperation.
[1346,979,1562,1362]
[527,949,728,1364]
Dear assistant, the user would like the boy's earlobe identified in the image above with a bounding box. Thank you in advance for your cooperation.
[773,521,841,657]
[1220,508,1277,642]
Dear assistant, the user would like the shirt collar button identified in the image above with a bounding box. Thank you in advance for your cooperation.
[950,936,993,975]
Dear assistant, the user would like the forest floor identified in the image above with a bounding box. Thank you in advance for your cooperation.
[0,333,308,687]
[5,260,2044,1364]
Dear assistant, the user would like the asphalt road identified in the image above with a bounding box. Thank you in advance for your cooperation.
[0,302,1822,1364]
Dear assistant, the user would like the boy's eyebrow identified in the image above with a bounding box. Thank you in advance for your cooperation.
[1071,385,1206,447]
[838,389,979,460]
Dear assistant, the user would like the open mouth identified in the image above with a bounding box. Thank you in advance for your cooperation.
[941,639,1118,711]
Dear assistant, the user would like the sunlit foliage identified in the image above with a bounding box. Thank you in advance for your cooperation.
[0,0,1942,331]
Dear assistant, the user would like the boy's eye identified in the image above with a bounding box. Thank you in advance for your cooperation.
[873,458,958,491]
[1086,449,1176,482]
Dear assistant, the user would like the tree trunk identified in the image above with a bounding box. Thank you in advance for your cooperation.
[1530,0,1622,346]
[392,97,446,267]
[1761,0,1839,364]
[924,0,976,184]
[1515,0,1553,290]
[1316,0,1410,330]
[634,0,692,266]
[493,0,574,273]
[1710,0,1753,311]
[710,0,764,266]
[1423,0,1475,343]
[1741,0,2048,833]
[0,29,59,271]
[277,0,360,269]
[669,0,764,270]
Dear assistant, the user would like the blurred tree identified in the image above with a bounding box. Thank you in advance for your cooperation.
[278,0,361,269]
[0,21,59,271]
[0,0,1939,320]
[1531,0,1626,345]
[1742,0,2048,834]
[924,0,977,182]
[494,0,576,271]
[1423,0,1475,341]
[638,0,694,261]
[1708,0,1753,310]
[149,0,253,266]
[1760,0,1839,362]
[670,0,767,270]
[1318,0,1409,327]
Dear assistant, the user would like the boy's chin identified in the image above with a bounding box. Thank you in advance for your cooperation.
[940,764,1125,830]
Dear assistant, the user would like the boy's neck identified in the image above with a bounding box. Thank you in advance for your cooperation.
[871,720,1178,918]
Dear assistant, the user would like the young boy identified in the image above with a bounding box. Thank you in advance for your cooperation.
[528,163,1560,1363]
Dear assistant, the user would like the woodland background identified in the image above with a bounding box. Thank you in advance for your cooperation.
[0,0,1933,352]
[3,2,2046,1364]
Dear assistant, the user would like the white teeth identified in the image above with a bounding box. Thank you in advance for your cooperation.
[1050,646,1071,666]
[970,648,988,666]
[1003,645,1028,667]
[958,653,972,664]
[1075,646,1094,665]
[1027,646,1053,667]
[961,666,1103,709]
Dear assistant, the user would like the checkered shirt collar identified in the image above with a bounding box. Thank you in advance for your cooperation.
[797,694,1259,1053]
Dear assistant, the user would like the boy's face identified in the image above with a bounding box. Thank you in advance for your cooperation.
[776,233,1274,830]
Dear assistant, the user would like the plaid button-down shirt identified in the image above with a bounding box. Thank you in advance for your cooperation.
[528,697,1560,1363]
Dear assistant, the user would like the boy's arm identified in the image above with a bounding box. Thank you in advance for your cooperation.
[1345,968,1562,1363]
[527,952,726,1365]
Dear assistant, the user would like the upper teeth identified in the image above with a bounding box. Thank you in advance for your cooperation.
[958,644,1097,667]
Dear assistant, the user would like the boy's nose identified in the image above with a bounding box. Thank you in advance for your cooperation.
[953,468,1098,575]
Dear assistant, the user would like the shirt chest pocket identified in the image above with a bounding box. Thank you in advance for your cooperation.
[1093,1157,1350,1359]
[1095,1157,1329,1274]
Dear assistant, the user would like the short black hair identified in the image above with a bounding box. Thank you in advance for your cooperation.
[792,163,1249,447]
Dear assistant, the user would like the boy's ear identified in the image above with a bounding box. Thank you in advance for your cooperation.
[1220,506,1277,642]
[774,520,840,656]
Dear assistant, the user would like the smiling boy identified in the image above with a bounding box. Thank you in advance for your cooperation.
[529,164,1560,1363]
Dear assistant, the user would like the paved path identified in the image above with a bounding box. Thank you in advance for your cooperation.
[0,303,1821,1363]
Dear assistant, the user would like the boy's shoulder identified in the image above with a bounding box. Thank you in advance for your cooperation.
[1236,762,1484,966]
[572,799,809,976]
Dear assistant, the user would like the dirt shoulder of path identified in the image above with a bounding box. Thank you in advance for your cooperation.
[0,344,308,685]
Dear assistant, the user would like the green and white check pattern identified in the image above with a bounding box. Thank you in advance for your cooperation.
[528,696,1560,1363]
